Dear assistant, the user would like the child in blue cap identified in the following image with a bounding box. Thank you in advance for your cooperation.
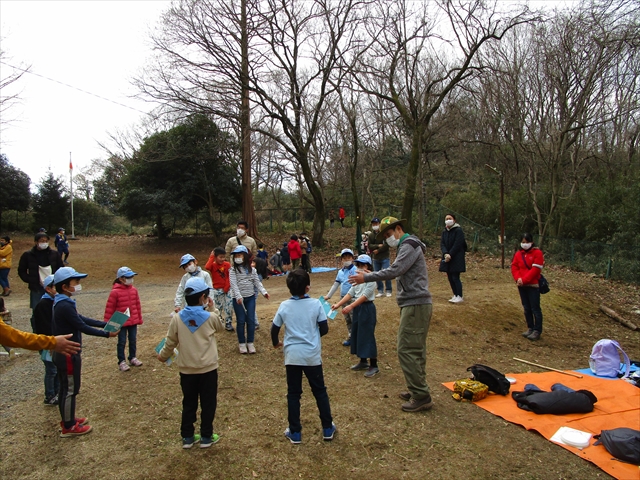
[32,274,58,405]
[325,248,357,346]
[158,277,224,449]
[174,254,214,312]
[51,267,119,437]
[332,255,379,378]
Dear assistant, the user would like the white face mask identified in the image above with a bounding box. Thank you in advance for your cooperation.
[372,225,379,231]
[237,229,246,237]
[386,235,399,248]
[69,284,82,295]
[521,243,532,250]
[276,251,281,255]
[37,242,49,250]
[185,264,197,273]
[234,257,244,264]
[343,261,352,268]
[125,278,134,285]
[445,219,454,228]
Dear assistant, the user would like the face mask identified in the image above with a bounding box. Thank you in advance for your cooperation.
[237,229,246,237]
[276,251,281,255]
[445,219,454,227]
[37,242,49,250]
[185,264,197,273]
[343,261,352,268]
[234,257,244,264]
[68,284,82,296]
[372,225,379,231]
[386,235,399,248]
[125,278,134,285]
[521,243,532,250]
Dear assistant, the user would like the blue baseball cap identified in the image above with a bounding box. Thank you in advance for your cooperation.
[355,254,372,265]
[340,248,354,257]
[43,274,55,288]
[371,217,381,223]
[53,267,88,285]
[185,277,209,296]
[117,266,137,278]
[179,254,196,268]
[231,245,249,255]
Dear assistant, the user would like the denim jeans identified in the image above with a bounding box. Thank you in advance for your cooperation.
[518,286,543,333]
[0,268,9,289]
[447,272,463,297]
[43,359,59,399]
[117,325,138,363]
[286,364,333,433]
[233,294,256,344]
[373,258,392,293]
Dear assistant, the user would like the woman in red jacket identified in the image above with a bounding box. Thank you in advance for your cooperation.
[288,234,302,270]
[511,233,544,341]
[104,267,144,371]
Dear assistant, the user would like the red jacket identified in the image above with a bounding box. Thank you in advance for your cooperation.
[205,255,231,292]
[103,283,143,327]
[288,240,302,260]
[339,208,346,220]
[511,248,544,286]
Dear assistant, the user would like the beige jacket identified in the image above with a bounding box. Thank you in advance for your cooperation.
[160,309,224,375]
[225,234,258,258]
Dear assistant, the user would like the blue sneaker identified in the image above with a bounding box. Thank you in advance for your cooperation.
[284,428,301,444]
[182,434,201,449]
[323,423,337,441]
[200,434,220,448]
[342,339,351,346]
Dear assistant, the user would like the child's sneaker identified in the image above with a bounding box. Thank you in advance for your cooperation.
[60,422,93,438]
[350,361,369,371]
[182,434,201,449]
[323,423,337,441]
[119,361,131,372]
[44,395,58,406]
[364,367,380,378]
[284,428,301,444]
[200,434,220,448]
[130,357,143,367]
[225,324,235,332]
[247,343,256,354]
[239,343,248,354]
[254,322,260,331]
[59,417,89,429]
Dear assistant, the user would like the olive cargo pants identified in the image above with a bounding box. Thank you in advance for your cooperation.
[397,304,433,400]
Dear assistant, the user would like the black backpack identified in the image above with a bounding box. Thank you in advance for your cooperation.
[594,428,640,465]
[467,364,511,395]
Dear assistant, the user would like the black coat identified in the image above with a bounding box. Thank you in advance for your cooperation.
[17,247,64,291]
[439,225,466,273]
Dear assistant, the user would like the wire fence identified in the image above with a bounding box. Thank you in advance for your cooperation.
[3,204,637,283]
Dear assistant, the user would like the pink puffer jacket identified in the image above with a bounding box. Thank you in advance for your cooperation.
[103,283,143,327]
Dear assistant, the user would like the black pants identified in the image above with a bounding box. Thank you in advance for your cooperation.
[518,286,543,333]
[180,369,218,438]
[54,352,81,429]
[286,364,333,434]
[447,272,463,297]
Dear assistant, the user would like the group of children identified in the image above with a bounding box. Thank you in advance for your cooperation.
[25,240,381,449]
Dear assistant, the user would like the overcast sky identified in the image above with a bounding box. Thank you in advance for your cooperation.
[0,0,169,186]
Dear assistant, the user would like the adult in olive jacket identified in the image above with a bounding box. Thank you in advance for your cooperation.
[18,232,64,327]
[439,213,466,303]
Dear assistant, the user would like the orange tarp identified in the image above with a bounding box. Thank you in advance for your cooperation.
[443,372,640,480]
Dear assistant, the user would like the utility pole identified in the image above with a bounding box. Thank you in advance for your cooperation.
[485,164,505,269]
[70,152,75,239]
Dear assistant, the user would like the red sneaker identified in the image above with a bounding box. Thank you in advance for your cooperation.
[59,418,89,429]
[60,422,93,438]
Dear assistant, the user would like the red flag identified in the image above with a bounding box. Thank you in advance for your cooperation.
[69,160,73,173]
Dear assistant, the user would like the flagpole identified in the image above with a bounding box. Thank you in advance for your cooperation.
[70,152,75,239]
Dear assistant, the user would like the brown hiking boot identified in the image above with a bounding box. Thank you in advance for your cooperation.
[401,395,434,412]
[398,391,411,401]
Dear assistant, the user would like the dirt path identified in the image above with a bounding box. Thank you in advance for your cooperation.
[0,234,638,479]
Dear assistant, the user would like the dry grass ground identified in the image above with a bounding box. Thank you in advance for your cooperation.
[0,231,638,480]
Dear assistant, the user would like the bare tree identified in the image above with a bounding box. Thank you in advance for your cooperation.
[0,45,29,138]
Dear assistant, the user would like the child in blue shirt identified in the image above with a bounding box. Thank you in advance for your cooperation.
[332,255,379,378]
[325,248,357,346]
[271,269,335,444]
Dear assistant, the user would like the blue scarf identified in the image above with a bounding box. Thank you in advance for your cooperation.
[190,266,202,277]
[290,294,310,300]
[53,295,75,307]
[179,306,210,333]
[41,293,55,301]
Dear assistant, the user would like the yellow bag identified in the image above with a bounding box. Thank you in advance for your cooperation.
[452,378,489,402]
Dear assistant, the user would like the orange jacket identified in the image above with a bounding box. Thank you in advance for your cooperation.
[0,241,12,269]
[0,318,56,351]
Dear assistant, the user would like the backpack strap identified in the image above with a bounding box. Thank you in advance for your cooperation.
[521,251,531,270]
[611,340,631,379]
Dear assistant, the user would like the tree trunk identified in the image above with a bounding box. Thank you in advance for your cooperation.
[401,128,422,231]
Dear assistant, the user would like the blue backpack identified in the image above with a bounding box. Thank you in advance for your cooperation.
[589,339,631,378]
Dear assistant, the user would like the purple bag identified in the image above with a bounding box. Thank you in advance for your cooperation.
[589,339,630,378]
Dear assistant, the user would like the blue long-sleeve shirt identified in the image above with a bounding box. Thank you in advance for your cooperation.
[52,295,108,350]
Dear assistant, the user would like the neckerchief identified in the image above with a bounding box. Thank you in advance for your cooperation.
[397,233,411,247]
[53,294,75,307]
[290,294,310,300]
[41,292,55,301]
[179,306,210,333]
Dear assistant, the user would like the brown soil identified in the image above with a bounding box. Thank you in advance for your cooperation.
[0,232,638,480]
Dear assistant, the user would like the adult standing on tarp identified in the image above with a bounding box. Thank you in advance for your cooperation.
[349,216,434,413]
[367,217,392,298]
[18,232,64,330]
[225,220,258,259]
[439,214,466,304]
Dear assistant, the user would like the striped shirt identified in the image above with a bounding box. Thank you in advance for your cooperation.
[229,266,267,300]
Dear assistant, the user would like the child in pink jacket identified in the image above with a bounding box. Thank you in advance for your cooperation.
[104,266,143,371]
